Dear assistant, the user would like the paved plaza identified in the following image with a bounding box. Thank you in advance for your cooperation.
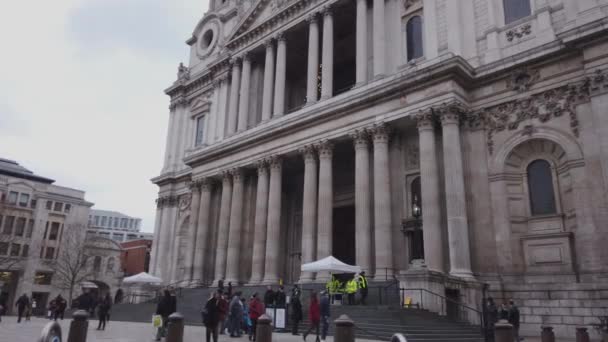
[0,316,384,342]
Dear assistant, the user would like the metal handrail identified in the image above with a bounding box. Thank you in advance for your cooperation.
[400,287,484,336]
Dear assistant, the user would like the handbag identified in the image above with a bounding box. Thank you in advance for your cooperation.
[152,314,163,328]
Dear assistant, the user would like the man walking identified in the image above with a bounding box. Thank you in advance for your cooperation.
[291,286,303,336]
[357,271,368,305]
[320,291,330,342]
[508,299,521,342]
[15,293,29,323]
[229,292,243,337]
[484,297,498,342]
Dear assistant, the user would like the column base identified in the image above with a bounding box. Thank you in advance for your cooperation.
[298,272,316,284]
[449,269,475,280]
[248,277,263,285]
[261,277,280,285]
[373,268,394,282]
[305,99,317,107]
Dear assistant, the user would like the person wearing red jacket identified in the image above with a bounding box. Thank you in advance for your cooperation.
[248,293,264,341]
[303,291,321,342]
[218,293,229,335]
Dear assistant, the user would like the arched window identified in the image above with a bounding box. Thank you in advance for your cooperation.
[106,257,115,273]
[527,159,557,216]
[406,16,424,61]
[503,0,531,24]
[93,256,102,272]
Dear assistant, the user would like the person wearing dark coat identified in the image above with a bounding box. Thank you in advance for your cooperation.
[484,297,498,342]
[218,279,225,293]
[155,290,177,341]
[227,282,233,299]
[77,292,94,313]
[96,294,112,330]
[204,291,221,342]
[275,286,286,308]
[229,293,244,337]
[52,295,67,321]
[303,291,321,342]
[320,291,331,341]
[263,286,275,308]
[290,293,303,335]
[508,300,521,342]
[15,294,30,323]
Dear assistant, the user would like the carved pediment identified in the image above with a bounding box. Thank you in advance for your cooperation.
[228,0,303,42]
[190,96,212,113]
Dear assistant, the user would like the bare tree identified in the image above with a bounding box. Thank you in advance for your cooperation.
[43,225,93,306]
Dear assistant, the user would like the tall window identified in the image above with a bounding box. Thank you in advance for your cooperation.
[503,0,531,24]
[106,257,115,273]
[195,116,206,147]
[93,256,102,272]
[411,176,421,213]
[527,159,557,216]
[406,16,424,61]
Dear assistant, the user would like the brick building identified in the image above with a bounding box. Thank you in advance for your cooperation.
[120,239,152,277]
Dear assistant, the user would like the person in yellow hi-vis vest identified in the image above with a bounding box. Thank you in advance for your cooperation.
[346,278,358,305]
[357,271,368,305]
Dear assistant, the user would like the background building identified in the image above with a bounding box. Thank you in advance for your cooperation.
[151,0,608,338]
[87,209,152,242]
[120,239,152,277]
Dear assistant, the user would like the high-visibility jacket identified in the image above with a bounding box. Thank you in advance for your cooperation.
[346,279,358,294]
[358,274,368,289]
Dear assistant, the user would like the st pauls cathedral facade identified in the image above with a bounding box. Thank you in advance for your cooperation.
[151,0,608,337]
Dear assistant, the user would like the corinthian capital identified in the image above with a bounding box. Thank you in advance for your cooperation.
[414,109,435,130]
[230,168,245,181]
[267,155,282,170]
[316,140,333,159]
[435,101,468,126]
[299,145,317,163]
[350,129,370,149]
[370,123,392,144]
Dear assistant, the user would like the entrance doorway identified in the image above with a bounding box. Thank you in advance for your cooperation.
[332,205,356,265]
[32,292,49,317]
[445,288,461,321]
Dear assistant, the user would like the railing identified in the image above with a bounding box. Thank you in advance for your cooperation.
[400,287,485,336]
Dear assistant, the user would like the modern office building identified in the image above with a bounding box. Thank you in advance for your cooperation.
[87,209,152,242]
[151,0,608,337]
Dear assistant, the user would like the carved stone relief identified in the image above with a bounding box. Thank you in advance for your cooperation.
[506,23,532,42]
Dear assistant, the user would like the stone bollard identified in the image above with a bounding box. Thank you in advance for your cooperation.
[166,312,185,342]
[334,314,355,342]
[494,320,514,342]
[576,326,590,342]
[38,321,62,342]
[256,314,273,342]
[541,325,555,342]
[67,310,89,342]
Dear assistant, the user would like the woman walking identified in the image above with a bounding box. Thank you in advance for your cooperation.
[204,291,221,342]
[96,294,112,330]
[155,290,177,341]
[303,291,321,342]
[248,293,264,341]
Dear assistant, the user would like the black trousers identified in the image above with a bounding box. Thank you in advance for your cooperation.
[206,324,219,342]
[292,319,300,335]
[360,288,368,305]
[17,308,24,322]
[98,314,107,330]
[304,322,320,342]
[250,318,258,341]
[348,293,355,305]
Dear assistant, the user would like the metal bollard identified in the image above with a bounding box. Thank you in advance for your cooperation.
[67,310,89,342]
[39,321,62,342]
[166,312,185,342]
[541,325,555,342]
[256,314,273,342]
[334,314,355,342]
[494,320,514,342]
[576,326,590,342]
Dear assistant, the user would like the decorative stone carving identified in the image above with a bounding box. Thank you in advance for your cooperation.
[271,0,294,13]
[306,12,318,24]
[156,195,179,208]
[230,168,245,181]
[405,142,420,169]
[200,178,214,192]
[177,62,190,82]
[169,97,187,111]
[350,129,369,149]
[299,145,317,162]
[275,31,286,42]
[178,193,192,213]
[414,109,435,130]
[590,68,608,95]
[370,123,392,143]
[403,0,421,11]
[436,102,467,125]
[267,155,282,170]
[316,140,333,158]
[506,23,532,42]
[506,67,540,92]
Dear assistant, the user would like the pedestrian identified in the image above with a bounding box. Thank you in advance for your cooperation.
[227,282,233,299]
[47,298,57,320]
[499,303,509,320]
[357,271,368,305]
[218,279,225,293]
[218,293,229,335]
[346,277,357,305]
[204,291,221,342]
[242,297,251,336]
[291,288,303,336]
[320,290,330,342]
[97,293,112,330]
[303,291,320,342]
[485,297,498,342]
[52,295,67,321]
[229,292,243,337]
[15,293,29,323]
[276,286,286,308]
[248,293,264,342]
[508,299,521,342]
[263,285,275,308]
[114,288,124,304]
[155,290,177,341]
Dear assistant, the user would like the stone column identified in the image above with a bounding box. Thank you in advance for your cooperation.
[262,156,283,284]
[225,168,245,283]
[316,141,333,281]
[321,6,334,100]
[215,75,230,140]
[355,0,367,85]
[373,0,385,78]
[161,198,178,283]
[238,53,251,132]
[250,161,270,284]
[150,200,164,276]
[415,111,444,273]
[185,181,201,282]
[213,172,233,285]
[438,104,473,278]
[372,124,393,280]
[352,130,372,274]
[193,179,213,283]
[227,59,241,134]
[261,40,275,121]
[306,14,320,105]
[162,108,176,172]
[299,145,318,283]
[273,33,287,117]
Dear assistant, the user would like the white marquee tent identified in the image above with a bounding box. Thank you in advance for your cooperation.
[122,272,163,285]
[300,256,361,274]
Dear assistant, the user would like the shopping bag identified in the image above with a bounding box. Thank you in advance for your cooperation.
[152,314,163,328]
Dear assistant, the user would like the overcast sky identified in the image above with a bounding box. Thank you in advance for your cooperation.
[0,0,208,232]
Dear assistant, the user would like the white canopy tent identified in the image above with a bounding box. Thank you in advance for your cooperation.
[122,272,163,285]
[300,256,361,274]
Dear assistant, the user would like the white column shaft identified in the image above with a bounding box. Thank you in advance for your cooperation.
[261,43,275,121]
[227,63,241,134]
[225,171,245,283]
[306,17,320,104]
[316,143,333,281]
[186,187,201,281]
[273,37,287,117]
[262,158,282,284]
[150,205,164,275]
[213,176,233,284]
[238,56,251,131]
[354,134,372,274]
[193,183,212,283]
[373,127,393,279]
[321,10,334,100]
[373,0,386,77]
[250,165,270,284]
[355,0,368,84]
[299,148,318,283]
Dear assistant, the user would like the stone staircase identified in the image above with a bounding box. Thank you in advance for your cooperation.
[110,284,484,342]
